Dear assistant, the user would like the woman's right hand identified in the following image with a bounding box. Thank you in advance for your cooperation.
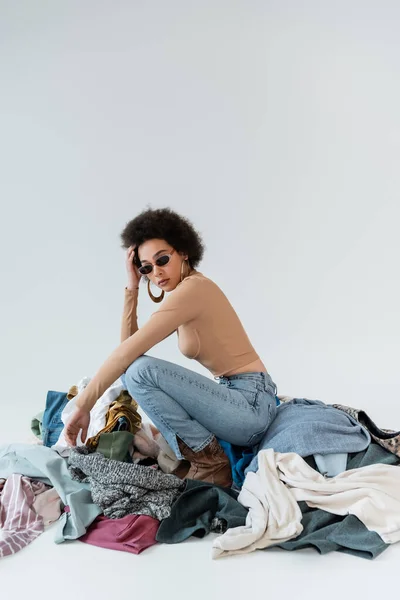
[65,408,91,447]
[125,245,142,290]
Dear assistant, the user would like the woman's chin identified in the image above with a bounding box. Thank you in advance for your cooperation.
[163,280,178,292]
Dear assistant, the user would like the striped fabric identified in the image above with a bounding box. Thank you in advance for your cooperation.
[0,475,46,558]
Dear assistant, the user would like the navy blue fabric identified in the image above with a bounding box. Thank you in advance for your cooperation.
[42,391,69,447]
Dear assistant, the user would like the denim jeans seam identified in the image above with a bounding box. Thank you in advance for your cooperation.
[142,365,250,410]
[192,434,214,452]
[246,405,272,445]
[140,364,270,416]
[140,397,178,441]
[139,392,212,453]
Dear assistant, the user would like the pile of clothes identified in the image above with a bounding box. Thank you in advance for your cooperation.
[1,377,400,561]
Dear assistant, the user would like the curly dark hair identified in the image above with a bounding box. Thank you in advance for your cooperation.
[120,207,205,276]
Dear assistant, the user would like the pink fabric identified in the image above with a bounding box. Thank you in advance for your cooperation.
[131,429,160,462]
[32,488,62,526]
[79,514,159,554]
[0,475,47,558]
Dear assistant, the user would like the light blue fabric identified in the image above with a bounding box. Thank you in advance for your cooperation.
[314,452,348,477]
[0,444,101,543]
[121,355,278,460]
[246,398,371,474]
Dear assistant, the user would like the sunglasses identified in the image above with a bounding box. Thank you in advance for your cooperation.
[137,249,175,275]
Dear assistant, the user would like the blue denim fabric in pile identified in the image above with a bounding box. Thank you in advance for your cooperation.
[42,391,69,447]
[245,398,371,475]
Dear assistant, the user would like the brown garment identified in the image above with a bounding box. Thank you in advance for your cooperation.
[76,271,260,411]
[86,390,142,451]
[333,403,400,459]
[67,385,79,400]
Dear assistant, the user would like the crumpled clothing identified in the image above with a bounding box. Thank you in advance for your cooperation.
[246,398,371,474]
[0,475,48,558]
[32,488,62,526]
[79,514,159,555]
[274,443,399,560]
[129,423,182,474]
[156,479,247,544]
[53,377,124,456]
[0,444,101,543]
[67,385,79,400]
[218,440,254,489]
[68,446,184,520]
[42,391,69,447]
[333,403,400,459]
[86,390,142,450]
[213,448,400,559]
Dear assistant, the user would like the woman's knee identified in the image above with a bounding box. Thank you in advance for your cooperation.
[124,354,157,385]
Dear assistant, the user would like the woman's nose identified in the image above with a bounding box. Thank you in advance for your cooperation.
[153,264,164,278]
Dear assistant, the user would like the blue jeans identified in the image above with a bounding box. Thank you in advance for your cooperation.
[121,355,278,460]
[42,391,69,448]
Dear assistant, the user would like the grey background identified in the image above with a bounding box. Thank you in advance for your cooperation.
[1,3,399,446]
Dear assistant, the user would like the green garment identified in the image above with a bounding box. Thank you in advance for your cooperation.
[276,503,387,559]
[346,440,400,469]
[156,479,247,544]
[31,410,44,440]
[96,432,134,462]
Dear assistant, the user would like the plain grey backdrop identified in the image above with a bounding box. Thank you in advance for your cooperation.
[1,1,400,595]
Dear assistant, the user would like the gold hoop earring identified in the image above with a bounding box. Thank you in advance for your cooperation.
[147,279,165,303]
[180,259,190,282]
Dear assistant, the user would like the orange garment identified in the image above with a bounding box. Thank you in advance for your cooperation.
[76,270,260,411]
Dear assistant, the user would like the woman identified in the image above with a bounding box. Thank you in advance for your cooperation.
[65,208,278,487]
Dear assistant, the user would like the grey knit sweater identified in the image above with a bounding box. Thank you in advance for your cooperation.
[68,447,184,520]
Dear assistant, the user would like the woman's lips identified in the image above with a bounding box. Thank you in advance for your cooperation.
[158,279,169,286]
